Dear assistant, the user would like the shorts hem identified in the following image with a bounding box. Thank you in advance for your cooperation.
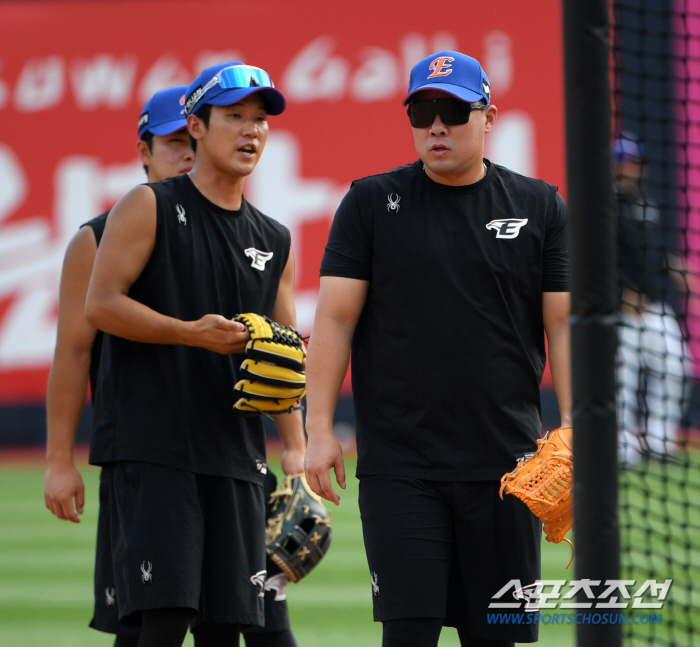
[89,618,141,637]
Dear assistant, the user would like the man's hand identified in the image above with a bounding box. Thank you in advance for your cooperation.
[304,427,346,506]
[183,315,250,354]
[281,446,305,476]
[44,462,85,523]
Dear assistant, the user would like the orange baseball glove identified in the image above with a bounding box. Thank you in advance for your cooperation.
[499,427,574,568]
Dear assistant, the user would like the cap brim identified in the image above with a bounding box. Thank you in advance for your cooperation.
[145,120,188,136]
[207,87,286,115]
[403,83,486,105]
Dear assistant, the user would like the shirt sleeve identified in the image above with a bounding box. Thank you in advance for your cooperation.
[320,182,373,280]
[542,190,569,292]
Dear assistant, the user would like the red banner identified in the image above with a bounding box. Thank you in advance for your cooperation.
[0,0,564,403]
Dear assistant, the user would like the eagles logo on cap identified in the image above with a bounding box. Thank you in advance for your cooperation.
[403,50,492,106]
[427,56,454,78]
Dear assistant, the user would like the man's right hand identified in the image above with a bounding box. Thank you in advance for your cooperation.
[304,427,346,506]
[44,462,85,523]
[183,315,251,354]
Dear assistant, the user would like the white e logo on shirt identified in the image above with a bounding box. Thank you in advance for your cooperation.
[245,248,274,270]
[485,219,529,239]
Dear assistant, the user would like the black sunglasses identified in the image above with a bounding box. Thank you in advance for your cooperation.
[407,98,489,128]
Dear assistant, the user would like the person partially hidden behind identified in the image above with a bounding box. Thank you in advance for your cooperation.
[614,130,692,464]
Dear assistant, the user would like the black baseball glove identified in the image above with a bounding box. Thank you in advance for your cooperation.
[265,474,332,583]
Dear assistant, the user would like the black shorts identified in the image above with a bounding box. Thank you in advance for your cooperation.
[90,468,140,637]
[358,476,541,643]
[242,469,291,635]
[105,461,266,627]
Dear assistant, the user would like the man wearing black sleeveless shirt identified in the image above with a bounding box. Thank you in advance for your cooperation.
[305,51,571,647]
[45,85,193,647]
[85,62,305,647]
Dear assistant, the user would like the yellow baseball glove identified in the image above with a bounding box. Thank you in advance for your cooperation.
[233,313,306,415]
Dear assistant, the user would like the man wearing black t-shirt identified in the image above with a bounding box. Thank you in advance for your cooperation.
[85,62,306,647]
[305,51,571,647]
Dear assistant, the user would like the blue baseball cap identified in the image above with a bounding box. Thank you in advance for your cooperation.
[613,131,647,164]
[403,51,491,105]
[184,61,286,117]
[138,85,188,139]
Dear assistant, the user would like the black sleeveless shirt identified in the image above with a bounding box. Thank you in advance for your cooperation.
[89,175,291,482]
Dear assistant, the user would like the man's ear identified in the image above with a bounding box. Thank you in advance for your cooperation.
[136,139,152,166]
[187,114,206,142]
[484,104,498,133]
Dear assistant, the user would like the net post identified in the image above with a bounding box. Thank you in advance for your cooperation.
[563,1,621,646]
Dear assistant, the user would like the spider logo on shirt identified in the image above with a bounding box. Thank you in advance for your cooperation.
[386,194,401,213]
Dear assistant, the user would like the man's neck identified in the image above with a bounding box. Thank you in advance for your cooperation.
[423,159,487,187]
[188,164,246,211]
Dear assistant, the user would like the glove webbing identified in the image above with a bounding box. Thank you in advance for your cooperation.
[268,319,306,350]
[515,445,572,507]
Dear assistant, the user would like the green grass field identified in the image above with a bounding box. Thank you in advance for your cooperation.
[0,451,580,647]
[0,450,596,647]
[618,453,700,647]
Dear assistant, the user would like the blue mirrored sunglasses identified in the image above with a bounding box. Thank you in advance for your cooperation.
[186,65,275,115]
[203,65,273,93]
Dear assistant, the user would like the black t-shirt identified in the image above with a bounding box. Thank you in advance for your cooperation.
[320,160,569,480]
[81,211,109,401]
[90,174,291,482]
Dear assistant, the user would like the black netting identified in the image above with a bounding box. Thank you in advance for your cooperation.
[613,1,700,645]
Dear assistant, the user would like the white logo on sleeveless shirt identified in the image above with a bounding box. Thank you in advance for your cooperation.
[175,204,187,226]
[245,248,273,270]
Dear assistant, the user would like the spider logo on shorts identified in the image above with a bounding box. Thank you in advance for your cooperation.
[371,571,380,596]
[141,561,153,584]
[386,194,401,213]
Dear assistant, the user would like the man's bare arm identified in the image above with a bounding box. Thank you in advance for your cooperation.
[85,185,248,354]
[304,276,369,505]
[45,227,98,523]
[543,291,572,428]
